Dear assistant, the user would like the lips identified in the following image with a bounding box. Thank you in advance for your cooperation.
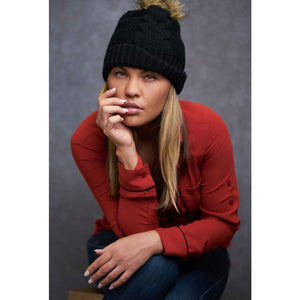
[121,102,142,109]
[121,101,143,115]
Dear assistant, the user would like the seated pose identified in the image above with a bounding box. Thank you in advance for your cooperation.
[71,0,240,299]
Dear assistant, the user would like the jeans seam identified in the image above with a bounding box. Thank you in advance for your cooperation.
[199,272,228,300]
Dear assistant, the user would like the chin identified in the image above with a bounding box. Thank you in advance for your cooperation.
[122,117,143,128]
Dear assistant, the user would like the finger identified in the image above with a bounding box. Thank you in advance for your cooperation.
[108,270,134,290]
[98,97,126,108]
[94,249,104,255]
[102,105,128,116]
[98,87,116,100]
[89,261,117,284]
[96,102,127,129]
[84,251,111,278]
[105,115,124,131]
[98,265,124,289]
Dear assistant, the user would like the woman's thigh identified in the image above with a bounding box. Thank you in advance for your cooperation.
[164,248,230,300]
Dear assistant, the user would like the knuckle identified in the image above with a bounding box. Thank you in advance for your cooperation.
[88,265,96,273]
[106,274,115,281]
[95,270,103,279]
[115,251,125,261]
[101,265,110,274]
[118,277,126,285]
[122,273,131,281]
[97,100,103,109]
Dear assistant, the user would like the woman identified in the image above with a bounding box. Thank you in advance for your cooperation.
[71,0,240,299]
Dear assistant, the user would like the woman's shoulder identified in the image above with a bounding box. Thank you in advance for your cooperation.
[179,100,226,128]
[178,100,231,155]
[71,111,106,146]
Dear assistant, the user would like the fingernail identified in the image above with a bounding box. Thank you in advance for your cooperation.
[110,87,116,92]
[109,285,114,290]
[84,271,90,277]
[120,99,127,103]
[88,278,94,284]
[120,117,124,121]
[122,108,128,113]
[98,283,103,288]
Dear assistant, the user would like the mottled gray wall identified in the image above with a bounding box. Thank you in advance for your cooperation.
[50,0,251,299]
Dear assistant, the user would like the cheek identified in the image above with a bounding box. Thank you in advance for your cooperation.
[107,75,123,90]
[148,98,166,118]
[107,77,116,90]
[157,82,171,100]
[153,89,169,108]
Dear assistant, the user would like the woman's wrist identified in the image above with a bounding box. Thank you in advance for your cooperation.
[116,143,138,170]
[147,230,164,255]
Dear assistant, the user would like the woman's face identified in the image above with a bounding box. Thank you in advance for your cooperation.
[107,66,171,128]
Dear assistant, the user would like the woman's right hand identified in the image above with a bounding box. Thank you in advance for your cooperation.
[96,87,133,148]
[96,88,138,170]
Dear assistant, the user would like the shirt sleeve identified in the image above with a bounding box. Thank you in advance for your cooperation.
[70,111,124,238]
[155,110,240,258]
[117,155,160,235]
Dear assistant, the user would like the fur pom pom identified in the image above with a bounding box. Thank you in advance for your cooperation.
[136,0,185,19]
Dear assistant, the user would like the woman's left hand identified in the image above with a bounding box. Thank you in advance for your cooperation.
[85,230,163,290]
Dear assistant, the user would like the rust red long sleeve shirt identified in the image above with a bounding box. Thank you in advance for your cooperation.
[71,100,240,259]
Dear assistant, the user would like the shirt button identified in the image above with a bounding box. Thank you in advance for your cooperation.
[227,180,232,186]
[141,173,147,178]
[229,199,233,205]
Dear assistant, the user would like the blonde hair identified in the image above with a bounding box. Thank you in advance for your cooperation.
[100,83,188,212]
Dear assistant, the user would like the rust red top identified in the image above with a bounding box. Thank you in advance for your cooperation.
[71,100,240,259]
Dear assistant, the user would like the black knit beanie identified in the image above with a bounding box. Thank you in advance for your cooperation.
[102,5,186,94]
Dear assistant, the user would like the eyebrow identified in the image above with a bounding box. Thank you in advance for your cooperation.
[116,66,159,76]
[141,70,160,76]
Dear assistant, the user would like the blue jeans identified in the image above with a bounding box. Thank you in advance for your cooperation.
[87,230,230,300]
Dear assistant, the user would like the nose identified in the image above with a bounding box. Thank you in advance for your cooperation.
[125,77,140,98]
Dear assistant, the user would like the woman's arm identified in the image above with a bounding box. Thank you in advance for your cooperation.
[71,88,161,235]
[96,87,161,233]
[71,111,124,237]
[156,108,240,258]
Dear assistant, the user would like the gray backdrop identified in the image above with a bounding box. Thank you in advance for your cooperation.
[50,0,251,299]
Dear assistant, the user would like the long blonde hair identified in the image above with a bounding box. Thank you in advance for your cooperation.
[100,83,188,212]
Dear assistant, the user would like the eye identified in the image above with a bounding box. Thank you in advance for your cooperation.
[144,74,157,80]
[114,71,127,78]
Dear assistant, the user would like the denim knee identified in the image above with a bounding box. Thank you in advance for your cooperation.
[104,255,179,300]
[141,255,179,285]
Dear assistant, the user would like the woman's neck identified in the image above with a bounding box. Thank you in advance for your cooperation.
[134,115,161,143]
[133,116,160,167]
